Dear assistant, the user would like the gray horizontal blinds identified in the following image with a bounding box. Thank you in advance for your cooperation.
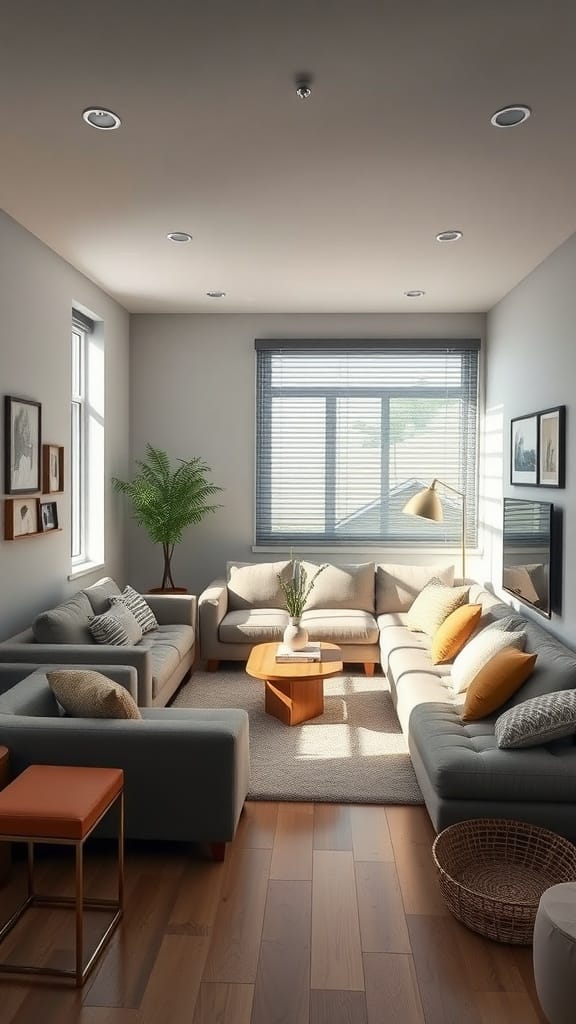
[255,340,479,547]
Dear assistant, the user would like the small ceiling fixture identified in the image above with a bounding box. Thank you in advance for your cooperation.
[404,290,426,297]
[436,230,463,243]
[490,105,531,128]
[295,73,313,100]
[167,232,193,243]
[82,108,121,130]
[206,290,226,298]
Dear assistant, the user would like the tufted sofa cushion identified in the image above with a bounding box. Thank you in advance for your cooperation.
[408,703,576,804]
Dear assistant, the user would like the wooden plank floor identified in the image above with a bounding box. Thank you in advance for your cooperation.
[0,803,547,1024]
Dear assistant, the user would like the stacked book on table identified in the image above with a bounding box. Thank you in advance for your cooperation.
[275,641,322,663]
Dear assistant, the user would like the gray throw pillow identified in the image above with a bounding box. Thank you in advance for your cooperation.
[32,591,95,644]
[89,603,143,646]
[495,689,576,748]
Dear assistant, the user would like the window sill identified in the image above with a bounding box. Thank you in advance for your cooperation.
[68,562,106,582]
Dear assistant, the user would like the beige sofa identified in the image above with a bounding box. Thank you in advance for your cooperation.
[198,560,455,671]
[0,577,196,708]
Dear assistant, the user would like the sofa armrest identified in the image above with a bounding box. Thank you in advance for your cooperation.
[143,593,197,627]
[198,580,228,660]
[0,663,138,700]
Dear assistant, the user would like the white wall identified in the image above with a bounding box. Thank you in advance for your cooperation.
[0,211,130,639]
[484,231,576,645]
[129,313,485,594]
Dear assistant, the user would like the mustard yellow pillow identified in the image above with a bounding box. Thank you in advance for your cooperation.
[430,604,482,665]
[461,648,537,722]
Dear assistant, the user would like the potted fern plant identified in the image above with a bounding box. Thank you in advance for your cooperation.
[113,444,222,591]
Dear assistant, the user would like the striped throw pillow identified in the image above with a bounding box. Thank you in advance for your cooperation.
[89,603,143,646]
[110,585,158,634]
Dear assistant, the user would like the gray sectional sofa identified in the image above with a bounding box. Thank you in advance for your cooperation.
[0,577,196,708]
[0,663,249,855]
[200,559,576,841]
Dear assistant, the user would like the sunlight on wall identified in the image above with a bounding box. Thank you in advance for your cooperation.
[479,402,504,586]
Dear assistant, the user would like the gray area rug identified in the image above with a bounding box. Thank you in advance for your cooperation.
[173,666,423,804]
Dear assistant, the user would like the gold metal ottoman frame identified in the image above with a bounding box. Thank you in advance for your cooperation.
[0,788,124,987]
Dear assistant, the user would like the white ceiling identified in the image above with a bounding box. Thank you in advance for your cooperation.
[2,1,576,314]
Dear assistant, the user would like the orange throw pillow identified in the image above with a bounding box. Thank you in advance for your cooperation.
[430,604,482,665]
[461,648,537,722]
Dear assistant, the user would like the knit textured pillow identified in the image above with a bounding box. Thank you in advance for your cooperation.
[495,690,576,748]
[47,669,141,719]
[405,579,470,636]
[110,584,158,634]
[89,602,143,646]
[450,628,527,695]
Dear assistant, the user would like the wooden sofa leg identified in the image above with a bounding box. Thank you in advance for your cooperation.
[209,842,226,862]
[206,660,219,672]
[364,662,375,676]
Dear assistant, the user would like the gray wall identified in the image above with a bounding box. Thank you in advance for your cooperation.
[0,211,130,639]
[484,231,576,645]
[129,312,485,594]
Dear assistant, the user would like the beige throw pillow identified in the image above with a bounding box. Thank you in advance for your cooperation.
[376,563,455,614]
[227,561,291,611]
[301,562,375,611]
[450,628,527,695]
[47,670,142,719]
[405,579,470,635]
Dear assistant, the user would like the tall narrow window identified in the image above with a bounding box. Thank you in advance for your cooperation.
[255,340,480,548]
[71,310,104,571]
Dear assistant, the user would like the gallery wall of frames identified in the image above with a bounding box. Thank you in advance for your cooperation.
[3,395,64,540]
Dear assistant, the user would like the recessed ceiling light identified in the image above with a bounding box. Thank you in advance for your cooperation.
[167,232,193,243]
[490,105,531,128]
[436,230,463,243]
[295,73,313,99]
[206,291,226,298]
[82,108,121,130]
[404,290,426,298]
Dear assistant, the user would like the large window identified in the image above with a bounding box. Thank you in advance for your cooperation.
[71,310,104,571]
[255,340,479,548]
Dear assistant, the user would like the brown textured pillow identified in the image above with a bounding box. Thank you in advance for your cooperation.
[461,649,537,722]
[430,604,482,665]
[47,670,141,719]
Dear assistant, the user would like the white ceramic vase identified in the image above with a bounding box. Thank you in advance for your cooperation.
[283,616,309,651]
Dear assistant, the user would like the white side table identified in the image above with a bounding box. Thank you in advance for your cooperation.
[533,882,576,1024]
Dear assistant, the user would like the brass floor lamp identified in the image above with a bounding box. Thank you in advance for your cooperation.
[402,478,467,579]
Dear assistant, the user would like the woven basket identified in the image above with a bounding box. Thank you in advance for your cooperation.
[432,818,576,945]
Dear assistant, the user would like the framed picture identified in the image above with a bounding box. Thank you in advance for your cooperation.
[4,497,40,540]
[4,396,42,494]
[538,405,566,488]
[42,444,64,493]
[510,413,538,485]
[39,500,59,532]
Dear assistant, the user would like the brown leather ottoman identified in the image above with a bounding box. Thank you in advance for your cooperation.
[0,764,124,986]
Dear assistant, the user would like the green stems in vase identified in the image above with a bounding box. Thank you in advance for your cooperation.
[277,554,327,618]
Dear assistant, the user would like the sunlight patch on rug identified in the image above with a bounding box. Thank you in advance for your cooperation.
[173,666,423,804]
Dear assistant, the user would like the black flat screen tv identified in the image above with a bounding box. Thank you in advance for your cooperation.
[502,497,554,618]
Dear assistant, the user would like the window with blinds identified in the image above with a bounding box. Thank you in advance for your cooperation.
[255,340,480,547]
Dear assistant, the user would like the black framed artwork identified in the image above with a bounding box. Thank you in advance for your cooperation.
[510,413,538,486]
[538,405,565,488]
[4,396,42,494]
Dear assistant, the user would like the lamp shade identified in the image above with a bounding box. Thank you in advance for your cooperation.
[403,486,444,523]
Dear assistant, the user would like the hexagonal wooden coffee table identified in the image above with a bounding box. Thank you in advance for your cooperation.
[246,642,343,726]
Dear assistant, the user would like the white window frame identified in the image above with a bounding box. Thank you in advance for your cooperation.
[70,311,104,575]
